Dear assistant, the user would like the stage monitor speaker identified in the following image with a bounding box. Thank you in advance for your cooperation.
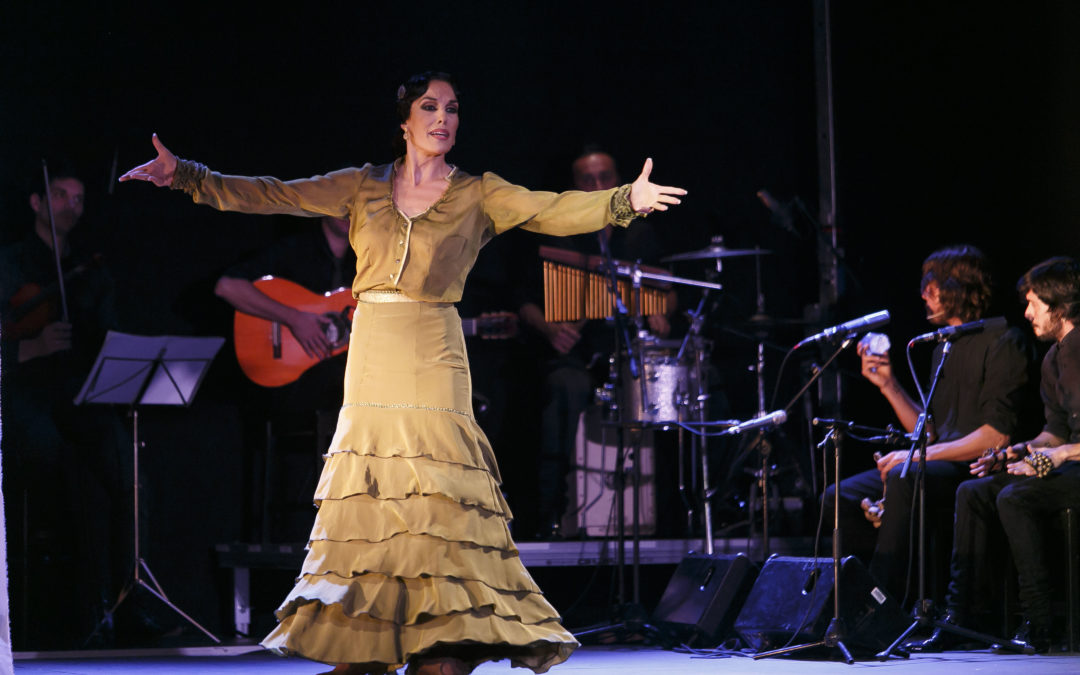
[651,553,759,647]
[733,555,909,654]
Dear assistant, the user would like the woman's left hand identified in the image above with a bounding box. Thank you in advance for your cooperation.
[629,158,687,215]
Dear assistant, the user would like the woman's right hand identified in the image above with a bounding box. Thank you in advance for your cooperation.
[119,133,177,187]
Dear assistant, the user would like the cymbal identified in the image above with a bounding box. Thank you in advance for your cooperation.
[662,245,772,262]
[738,313,813,330]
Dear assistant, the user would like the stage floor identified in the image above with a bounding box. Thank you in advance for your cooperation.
[12,644,1080,674]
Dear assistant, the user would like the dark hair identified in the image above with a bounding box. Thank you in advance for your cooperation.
[1017,257,1080,324]
[392,71,460,156]
[574,143,613,165]
[28,156,82,199]
[920,244,992,322]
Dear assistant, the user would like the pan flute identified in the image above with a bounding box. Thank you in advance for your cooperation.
[540,245,672,323]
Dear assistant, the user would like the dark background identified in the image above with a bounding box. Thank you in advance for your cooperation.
[2,1,1079,646]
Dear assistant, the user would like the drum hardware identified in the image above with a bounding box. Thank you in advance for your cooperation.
[660,235,773,263]
[616,335,711,425]
[546,234,817,577]
[737,236,782,560]
[572,232,674,641]
[540,245,702,323]
[566,233,739,644]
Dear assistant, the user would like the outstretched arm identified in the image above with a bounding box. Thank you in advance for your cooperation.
[485,159,687,236]
[119,133,177,187]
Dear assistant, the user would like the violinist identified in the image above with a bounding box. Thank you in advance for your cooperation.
[0,162,129,648]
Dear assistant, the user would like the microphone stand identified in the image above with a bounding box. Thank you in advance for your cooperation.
[876,340,1016,659]
[755,420,855,663]
[752,336,860,663]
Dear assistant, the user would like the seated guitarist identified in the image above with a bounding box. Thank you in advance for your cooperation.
[215,214,354,410]
[823,245,1036,608]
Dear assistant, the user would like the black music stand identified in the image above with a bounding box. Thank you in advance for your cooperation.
[76,331,224,644]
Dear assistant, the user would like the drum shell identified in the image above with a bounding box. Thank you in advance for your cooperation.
[620,348,703,423]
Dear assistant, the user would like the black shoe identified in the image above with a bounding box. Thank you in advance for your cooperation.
[991,619,1052,654]
[905,610,965,653]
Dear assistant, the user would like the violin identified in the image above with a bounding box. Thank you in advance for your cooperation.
[2,254,103,341]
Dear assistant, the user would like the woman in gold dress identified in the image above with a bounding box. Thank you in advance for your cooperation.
[120,71,685,675]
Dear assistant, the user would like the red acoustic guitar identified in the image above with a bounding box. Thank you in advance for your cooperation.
[234,276,516,387]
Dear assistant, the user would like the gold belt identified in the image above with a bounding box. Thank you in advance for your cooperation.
[355,290,418,303]
[355,290,453,308]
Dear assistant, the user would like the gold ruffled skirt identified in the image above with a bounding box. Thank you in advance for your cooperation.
[262,300,577,673]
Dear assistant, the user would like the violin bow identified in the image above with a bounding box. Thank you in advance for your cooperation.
[41,159,70,323]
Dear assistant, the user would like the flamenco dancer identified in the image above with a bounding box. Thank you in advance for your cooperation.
[120,71,685,675]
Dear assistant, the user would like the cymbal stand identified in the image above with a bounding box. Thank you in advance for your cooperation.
[745,247,776,560]
[678,290,715,552]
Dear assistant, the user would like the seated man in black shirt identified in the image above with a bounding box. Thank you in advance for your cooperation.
[914,257,1080,653]
[823,245,1033,602]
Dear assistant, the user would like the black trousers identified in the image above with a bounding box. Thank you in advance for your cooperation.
[537,357,593,519]
[946,473,1016,621]
[995,463,1080,626]
[823,459,969,601]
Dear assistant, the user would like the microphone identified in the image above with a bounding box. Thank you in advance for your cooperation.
[725,410,787,436]
[865,427,912,445]
[910,316,1007,344]
[756,189,796,234]
[795,310,891,348]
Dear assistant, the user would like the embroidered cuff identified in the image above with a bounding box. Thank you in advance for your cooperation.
[609,184,638,228]
[171,158,208,193]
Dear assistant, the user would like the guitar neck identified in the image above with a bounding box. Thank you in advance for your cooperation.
[460,318,480,337]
